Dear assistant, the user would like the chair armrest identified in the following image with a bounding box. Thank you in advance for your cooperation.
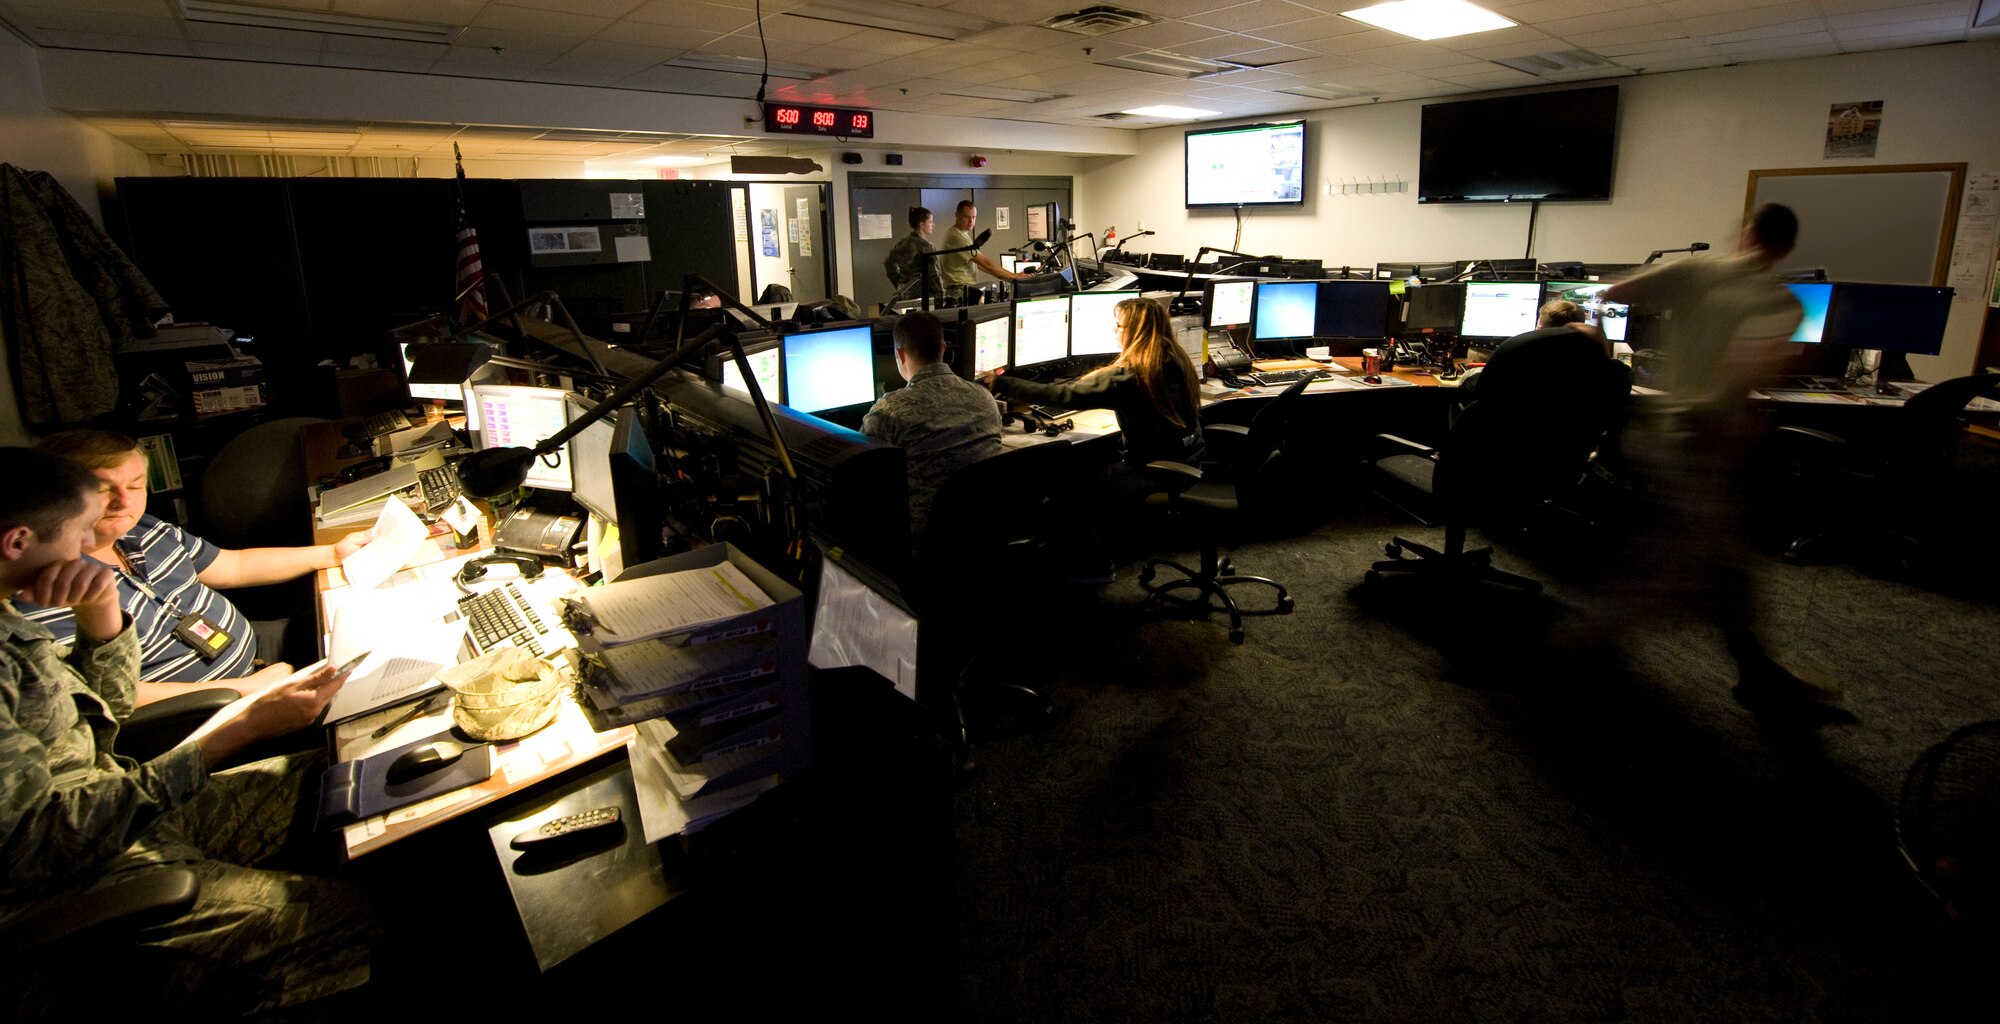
[1774,425,1846,447]
[1144,460,1203,496]
[0,865,200,957]
[117,688,241,763]
[1369,433,1437,460]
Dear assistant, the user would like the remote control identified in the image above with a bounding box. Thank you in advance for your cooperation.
[510,806,620,850]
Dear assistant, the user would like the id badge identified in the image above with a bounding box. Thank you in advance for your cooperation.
[173,613,235,663]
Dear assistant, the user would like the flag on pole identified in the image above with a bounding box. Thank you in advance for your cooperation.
[453,143,488,324]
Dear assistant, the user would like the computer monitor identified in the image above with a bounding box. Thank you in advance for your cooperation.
[720,336,784,405]
[565,393,618,521]
[1315,281,1394,340]
[1205,278,1255,328]
[1823,283,1953,356]
[1458,281,1542,343]
[1416,261,1463,282]
[1376,262,1420,281]
[1012,295,1070,368]
[399,342,464,402]
[1786,282,1834,344]
[783,323,876,415]
[999,254,1018,273]
[1069,290,1134,357]
[1025,201,1060,243]
[1252,280,1318,342]
[967,306,1012,376]
[1543,281,1632,343]
[1402,283,1465,332]
[605,407,662,573]
[472,384,573,492]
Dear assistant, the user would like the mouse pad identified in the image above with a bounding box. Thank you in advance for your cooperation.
[317,728,497,828]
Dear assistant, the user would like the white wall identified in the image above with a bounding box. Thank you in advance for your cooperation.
[0,32,149,444]
[1078,40,2000,378]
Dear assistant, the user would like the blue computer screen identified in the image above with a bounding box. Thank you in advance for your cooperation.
[1787,283,1833,344]
[784,325,876,413]
[1253,281,1318,340]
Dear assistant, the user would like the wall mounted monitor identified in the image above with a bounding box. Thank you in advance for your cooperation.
[1185,120,1307,208]
[1459,281,1544,342]
[1544,281,1632,343]
[1403,283,1466,332]
[1315,281,1395,340]
[783,323,876,414]
[1786,283,1834,343]
[1069,290,1135,356]
[720,336,785,405]
[1252,280,1319,342]
[1205,278,1256,328]
[1012,295,1071,368]
[1419,85,1618,203]
[471,384,573,492]
[1824,283,1953,356]
[968,307,1013,375]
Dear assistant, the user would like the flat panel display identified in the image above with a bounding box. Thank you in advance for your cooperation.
[1206,279,1255,328]
[1252,281,1318,341]
[783,325,875,413]
[972,313,1011,375]
[1459,281,1542,341]
[1185,121,1307,208]
[473,384,573,492]
[564,393,617,520]
[1419,85,1618,203]
[1824,283,1953,355]
[400,342,461,402]
[721,339,784,404]
[1787,282,1834,343]
[1315,281,1393,339]
[1069,290,1134,356]
[1013,295,1070,367]
[1544,280,1631,343]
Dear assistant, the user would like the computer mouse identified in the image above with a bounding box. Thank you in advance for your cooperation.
[1364,374,1383,385]
[385,741,464,786]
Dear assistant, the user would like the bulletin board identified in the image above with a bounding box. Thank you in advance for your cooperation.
[1745,163,1964,286]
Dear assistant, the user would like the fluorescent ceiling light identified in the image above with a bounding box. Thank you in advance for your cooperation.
[1278,83,1372,101]
[785,1,999,41]
[1122,105,1220,118]
[665,53,828,80]
[944,85,1070,102]
[1097,51,1250,79]
[1341,0,1515,42]
[636,155,712,167]
[177,0,459,45]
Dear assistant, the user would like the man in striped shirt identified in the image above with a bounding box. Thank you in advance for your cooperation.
[21,430,372,703]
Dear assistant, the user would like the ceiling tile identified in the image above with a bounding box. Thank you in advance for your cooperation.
[475,5,616,38]
[1674,2,1823,38]
[623,1,760,32]
[1826,2,1972,29]
[1837,15,1977,38]
[1187,1,1326,33]
[1091,21,1231,50]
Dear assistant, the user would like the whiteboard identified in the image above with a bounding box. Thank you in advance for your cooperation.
[1746,164,1963,285]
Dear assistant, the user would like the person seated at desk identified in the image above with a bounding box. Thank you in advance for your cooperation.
[1457,299,1620,408]
[0,447,374,1016]
[861,310,1004,538]
[20,430,375,704]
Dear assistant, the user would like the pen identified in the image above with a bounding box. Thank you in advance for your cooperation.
[370,692,447,739]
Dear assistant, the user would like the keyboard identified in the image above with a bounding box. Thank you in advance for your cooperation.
[1249,368,1336,386]
[359,409,413,439]
[458,581,570,658]
[419,465,461,512]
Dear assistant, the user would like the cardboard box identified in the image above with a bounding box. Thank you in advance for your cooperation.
[185,356,265,414]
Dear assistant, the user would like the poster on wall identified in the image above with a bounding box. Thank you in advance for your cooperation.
[858,213,893,240]
[732,190,749,242]
[795,197,812,257]
[760,210,778,257]
[1824,101,1882,159]
[528,227,603,253]
[996,207,1010,230]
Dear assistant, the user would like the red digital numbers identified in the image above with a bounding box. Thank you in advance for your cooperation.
[850,114,869,131]
[775,107,800,125]
[766,103,872,137]
[812,110,836,127]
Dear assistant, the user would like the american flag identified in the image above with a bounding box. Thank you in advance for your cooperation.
[453,143,487,324]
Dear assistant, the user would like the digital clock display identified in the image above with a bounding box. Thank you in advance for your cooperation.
[763,102,874,139]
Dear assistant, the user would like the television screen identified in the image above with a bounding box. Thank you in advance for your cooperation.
[1787,283,1834,344]
[1186,121,1307,208]
[1316,281,1394,339]
[1252,281,1318,341]
[1206,279,1255,328]
[1418,85,1618,203]
[1823,283,1953,356]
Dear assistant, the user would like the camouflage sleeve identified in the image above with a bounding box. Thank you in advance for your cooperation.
[74,614,140,720]
[0,638,209,903]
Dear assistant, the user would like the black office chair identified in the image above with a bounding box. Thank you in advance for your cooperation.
[1362,366,1627,593]
[1775,373,2000,571]
[199,416,329,664]
[1138,377,1307,643]
[906,441,1079,759]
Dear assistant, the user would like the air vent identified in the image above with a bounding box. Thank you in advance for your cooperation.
[1492,49,1612,75]
[1093,111,1138,121]
[1096,50,1250,79]
[1041,6,1155,36]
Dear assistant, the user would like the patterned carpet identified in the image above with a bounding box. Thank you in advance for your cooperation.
[950,458,2000,1023]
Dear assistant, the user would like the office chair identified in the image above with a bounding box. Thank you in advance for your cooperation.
[1138,377,1307,643]
[1362,361,1628,593]
[907,441,1079,760]
[199,416,328,665]
[1774,373,2000,571]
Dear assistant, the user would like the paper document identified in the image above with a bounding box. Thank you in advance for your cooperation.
[179,659,332,748]
[338,497,428,593]
[572,561,773,644]
[321,585,466,723]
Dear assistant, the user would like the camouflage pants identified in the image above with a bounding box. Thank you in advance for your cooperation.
[11,752,378,1017]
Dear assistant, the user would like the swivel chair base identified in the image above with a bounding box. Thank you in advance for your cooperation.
[1365,534,1544,594]
[1140,547,1294,645]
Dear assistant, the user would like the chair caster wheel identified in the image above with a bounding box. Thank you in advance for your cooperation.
[1384,542,1402,558]
[1364,569,1384,585]
[1138,566,1155,585]
[1219,557,1234,576]
[1229,627,1245,644]
[1277,595,1295,613]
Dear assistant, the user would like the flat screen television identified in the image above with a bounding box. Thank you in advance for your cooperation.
[1185,120,1307,209]
[1418,85,1618,204]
